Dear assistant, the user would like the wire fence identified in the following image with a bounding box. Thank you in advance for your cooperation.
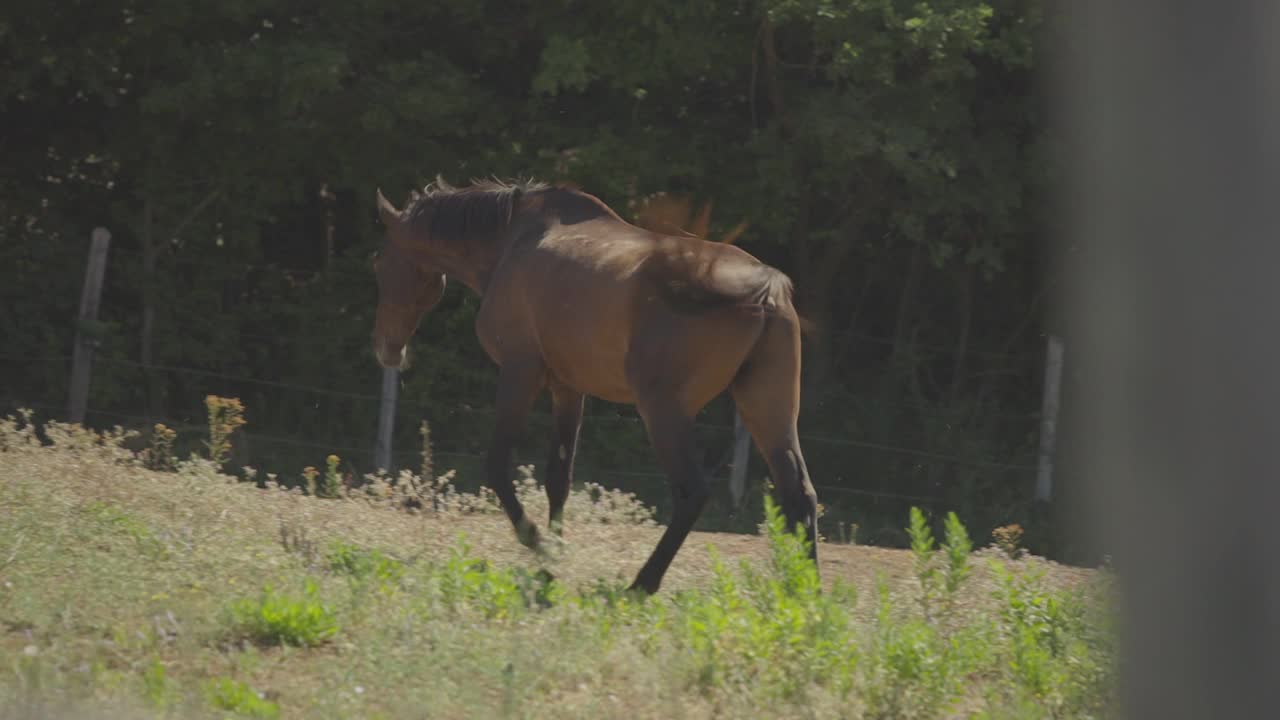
[5,350,1036,466]
[3,236,1043,516]
[4,341,1039,513]
[6,396,955,509]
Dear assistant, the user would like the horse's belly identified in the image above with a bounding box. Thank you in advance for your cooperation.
[541,334,635,404]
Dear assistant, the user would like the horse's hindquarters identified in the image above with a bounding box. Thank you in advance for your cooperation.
[624,302,771,416]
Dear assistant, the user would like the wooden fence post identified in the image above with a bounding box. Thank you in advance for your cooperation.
[374,367,398,472]
[1035,334,1065,503]
[728,408,751,508]
[67,227,112,424]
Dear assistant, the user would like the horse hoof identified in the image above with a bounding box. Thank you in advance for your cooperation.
[626,579,658,598]
[515,516,542,550]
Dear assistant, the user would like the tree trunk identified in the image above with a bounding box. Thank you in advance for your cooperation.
[892,241,924,366]
[926,263,975,507]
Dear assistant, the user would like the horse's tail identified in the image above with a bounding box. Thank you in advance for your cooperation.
[762,270,818,339]
[796,312,818,338]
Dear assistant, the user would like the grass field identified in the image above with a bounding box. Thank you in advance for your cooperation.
[0,410,1116,719]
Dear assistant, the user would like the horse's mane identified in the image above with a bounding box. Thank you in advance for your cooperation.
[405,176,551,241]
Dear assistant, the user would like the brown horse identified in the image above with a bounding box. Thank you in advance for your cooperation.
[371,178,817,594]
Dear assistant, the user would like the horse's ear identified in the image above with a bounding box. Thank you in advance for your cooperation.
[720,221,749,245]
[376,188,401,227]
[689,200,713,239]
[433,174,455,193]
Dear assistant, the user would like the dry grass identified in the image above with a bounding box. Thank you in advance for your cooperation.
[0,413,1115,719]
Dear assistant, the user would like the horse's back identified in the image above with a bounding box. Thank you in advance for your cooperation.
[499,219,787,406]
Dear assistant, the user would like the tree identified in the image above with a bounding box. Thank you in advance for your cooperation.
[0,0,1055,552]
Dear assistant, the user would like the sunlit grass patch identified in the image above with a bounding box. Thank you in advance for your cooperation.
[0,410,1115,719]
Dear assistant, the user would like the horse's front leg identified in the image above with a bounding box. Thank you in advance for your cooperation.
[486,359,547,550]
[544,382,584,535]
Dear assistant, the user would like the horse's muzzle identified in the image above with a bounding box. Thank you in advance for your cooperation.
[373,337,408,369]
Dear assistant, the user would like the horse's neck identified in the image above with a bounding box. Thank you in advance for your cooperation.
[445,197,593,293]
[434,229,507,296]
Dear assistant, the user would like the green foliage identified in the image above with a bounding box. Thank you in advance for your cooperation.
[83,500,168,560]
[320,453,342,498]
[942,510,974,596]
[327,541,403,581]
[2,431,1114,718]
[143,423,178,472]
[908,506,937,572]
[670,497,858,699]
[987,562,1116,716]
[204,676,281,719]
[325,540,406,601]
[226,578,339,647]
[859,508,983,717]
[141,659,178,710]
[1,0,1054,562]
[860,582,971,720]
[533,35,594,95]
[907,506,974,624]
[408,536,567,621]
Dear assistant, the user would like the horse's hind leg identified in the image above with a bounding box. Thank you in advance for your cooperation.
[629,398,709,594]
[731,316,819,562]
[755,433,817,562]
[544,383,584,534]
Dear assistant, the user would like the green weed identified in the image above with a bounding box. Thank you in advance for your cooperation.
[326,541,405,584]
[670,497,859,700]
[907,506,974,624]
[141,659,178,709]
[987,561,1117,716]
[144,423,178,472]
[0,415,1115,719]
[319,453,342,498]
[421,536,564,619]
[859,578,979,720]
[226,578,339,647]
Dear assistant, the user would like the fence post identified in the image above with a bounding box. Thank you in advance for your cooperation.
[1035,334,1064,503]
[728,408,751,508]
[374,367,398,472]
[67,227,112,425]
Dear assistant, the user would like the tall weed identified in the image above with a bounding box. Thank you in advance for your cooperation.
[204,395,246,466]
[907,506,974,626]
[986,561,1117,717]
[671,497,859,700]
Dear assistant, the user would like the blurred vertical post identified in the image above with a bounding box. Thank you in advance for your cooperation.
[67,227,111,425]
[374,367,398,472]
[1034,335,1063,504]
[1061,1,1280,718]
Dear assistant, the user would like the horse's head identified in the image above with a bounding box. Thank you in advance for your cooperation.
[371,189,446,369]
